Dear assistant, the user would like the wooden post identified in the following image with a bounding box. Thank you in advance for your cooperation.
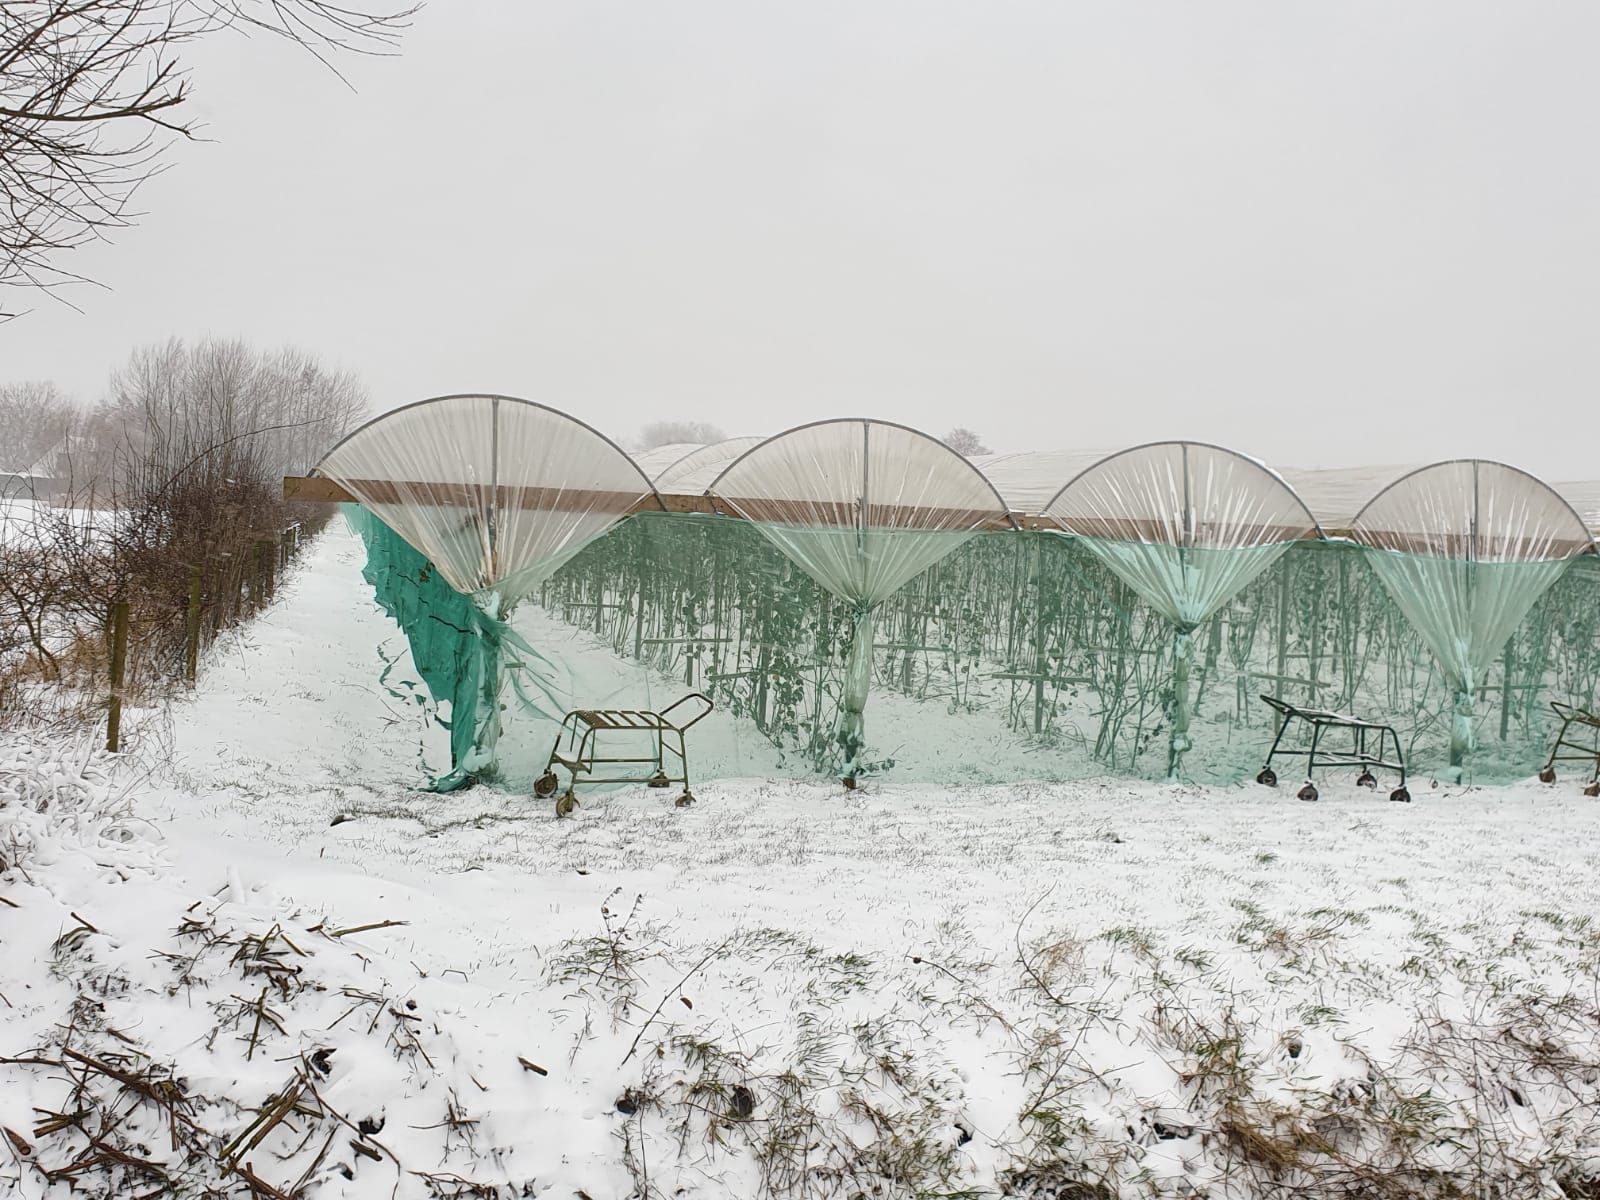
[1029,540,1046,733]
[634,584,646,660]
[1499,641,1514,743]
[185,564,202,684]
[106,598,129,753]
[1275,567,1290,692]
[257,539,276,603]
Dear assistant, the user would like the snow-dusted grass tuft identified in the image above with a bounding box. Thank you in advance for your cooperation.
[551,885,1600,1199]
[0,733,149,880]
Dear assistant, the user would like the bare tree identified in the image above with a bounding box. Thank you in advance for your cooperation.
[943,427,991,456]
[0,380,79,474]
[0,0,415,317]
[638,420,726,449]
[0,339,369,722]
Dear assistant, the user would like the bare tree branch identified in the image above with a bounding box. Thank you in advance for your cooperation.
[0,0,416,317]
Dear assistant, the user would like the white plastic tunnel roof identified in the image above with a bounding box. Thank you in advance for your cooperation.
[1349,460,1596,699]
[1041,441,1322,629]
[630,443,705,482]
[313,394,659,607]
[1352,459,1596,562]
[1045,441,1322,547]
[706,418,1014,606]
[969,449,1117,514]
[653,436,767,492]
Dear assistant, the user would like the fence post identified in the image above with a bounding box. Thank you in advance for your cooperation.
[185,563,203,684]
[106,598,129,753]
[257,538,276,603]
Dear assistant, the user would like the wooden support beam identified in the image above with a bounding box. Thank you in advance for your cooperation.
[283,476,1022,530]
[300,476,1565,546]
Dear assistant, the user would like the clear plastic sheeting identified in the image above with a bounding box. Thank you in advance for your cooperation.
[654,437,765,492]
[1045,442,1320,777]
[314,395,658,613]
[1352,460,1596,773]
[710,420,1012,605]
[1045,442,1320,629]
[709,419,1012,778]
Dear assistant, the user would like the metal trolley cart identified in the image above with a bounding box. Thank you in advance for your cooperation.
[534,693,713,816]
[1255,695,1410,803]
[1537,701,1600,795]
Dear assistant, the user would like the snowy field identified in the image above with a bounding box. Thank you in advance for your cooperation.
[4,525,1600,1198]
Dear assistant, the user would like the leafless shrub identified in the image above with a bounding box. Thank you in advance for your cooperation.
[0,339,367,729]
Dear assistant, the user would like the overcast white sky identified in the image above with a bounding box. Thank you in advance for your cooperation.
[4,1,1598,475]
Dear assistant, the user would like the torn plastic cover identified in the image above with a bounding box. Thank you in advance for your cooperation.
[1352,460,1595,770]
[315,395,657,615]
[709,420,1010,777]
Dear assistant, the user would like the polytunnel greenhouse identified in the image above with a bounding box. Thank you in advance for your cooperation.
[293,395,1600,795]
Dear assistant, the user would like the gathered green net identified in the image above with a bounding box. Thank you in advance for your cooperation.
[344,504,571,791]
[317,396,657,788]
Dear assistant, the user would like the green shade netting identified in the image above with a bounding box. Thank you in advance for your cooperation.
[711,421,1009,779]
[1045,444,1319,778]
[539,513,1600,788]
[345,504,558,791]
[1071,541,1296,630]
[1362,554,1572,695]
[1353,460,1595,773]
[1362,553,1572,768]
[317,396,654,785]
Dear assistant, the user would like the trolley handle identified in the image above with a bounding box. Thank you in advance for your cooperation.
[661,692,715,731]
[1551,699,1600,729]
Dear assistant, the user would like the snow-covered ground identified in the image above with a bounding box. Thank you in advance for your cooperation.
[4,524,1600,1198]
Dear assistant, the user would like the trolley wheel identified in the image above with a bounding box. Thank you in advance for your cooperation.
[534,771,559,798]
[1585,781,1600,798]
[1256,768,1278,788]
[1389,787,1411,803]
[674,791,695,808]
[555,791,578,818]
[647,771,671,789]
[1356,770,1377,789]
[1297,782,1319,802]
[1538,767,1557,784]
